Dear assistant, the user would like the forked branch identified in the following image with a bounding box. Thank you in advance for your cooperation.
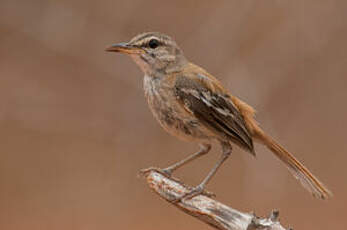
[141,169,289,230]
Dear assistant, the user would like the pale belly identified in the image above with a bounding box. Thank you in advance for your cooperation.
[143,75,212,142]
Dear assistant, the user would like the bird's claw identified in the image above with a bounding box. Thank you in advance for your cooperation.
[138,167,172,178]
[171,185,215,203]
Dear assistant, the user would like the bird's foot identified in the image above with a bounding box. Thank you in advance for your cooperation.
[171,184,215,203]
[139,167,172,178]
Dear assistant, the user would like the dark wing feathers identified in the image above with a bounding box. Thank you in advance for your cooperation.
[174,75,254,153]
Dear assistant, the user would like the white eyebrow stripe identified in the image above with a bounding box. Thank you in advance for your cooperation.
[144,36,156,43]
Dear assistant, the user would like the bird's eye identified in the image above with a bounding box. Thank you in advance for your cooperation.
[148,39,159,49]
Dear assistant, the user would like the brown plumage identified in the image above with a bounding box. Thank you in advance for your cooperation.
[106,32,332,201]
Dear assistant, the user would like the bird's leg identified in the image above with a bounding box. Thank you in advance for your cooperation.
[161,143,211,177]
[140,144,211,178]
[172,142,232,203]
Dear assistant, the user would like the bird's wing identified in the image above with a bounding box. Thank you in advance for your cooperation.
[174,73,254,153]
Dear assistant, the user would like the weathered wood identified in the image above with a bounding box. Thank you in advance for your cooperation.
[141,169,288,230]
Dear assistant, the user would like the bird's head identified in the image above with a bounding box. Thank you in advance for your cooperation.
[106,32,187,76]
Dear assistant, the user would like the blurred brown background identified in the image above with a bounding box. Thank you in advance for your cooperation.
[1,0,346,229]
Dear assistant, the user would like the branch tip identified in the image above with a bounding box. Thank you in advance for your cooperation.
[270,209,280,222]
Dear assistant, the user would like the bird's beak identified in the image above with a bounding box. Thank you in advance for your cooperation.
[105,42,144,54]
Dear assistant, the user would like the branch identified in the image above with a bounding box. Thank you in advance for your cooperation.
[141,169,289,230]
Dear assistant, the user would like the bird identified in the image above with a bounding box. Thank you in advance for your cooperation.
[105,32,332,201]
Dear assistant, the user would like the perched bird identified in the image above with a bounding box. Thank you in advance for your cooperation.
[106,32,332,201]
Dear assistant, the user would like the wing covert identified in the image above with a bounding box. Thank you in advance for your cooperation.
[174,74,254,153]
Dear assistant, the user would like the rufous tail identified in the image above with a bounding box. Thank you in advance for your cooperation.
[254,127,332,200]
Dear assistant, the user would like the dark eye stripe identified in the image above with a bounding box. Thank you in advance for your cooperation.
[130,32,173,48]
[136,36,159,47]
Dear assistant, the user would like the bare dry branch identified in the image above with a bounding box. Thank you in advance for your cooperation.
[141,169,288,230]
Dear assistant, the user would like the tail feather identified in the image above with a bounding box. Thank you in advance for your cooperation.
[254,128,332,200]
